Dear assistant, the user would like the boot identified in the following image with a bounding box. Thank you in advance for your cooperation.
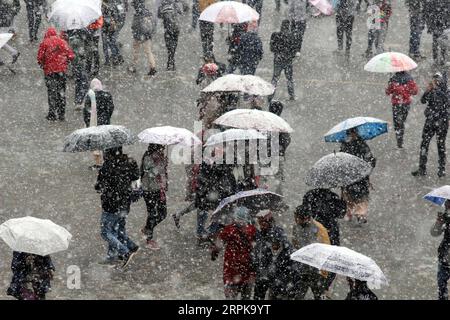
[148,68,157,76]
[411,168,427,176]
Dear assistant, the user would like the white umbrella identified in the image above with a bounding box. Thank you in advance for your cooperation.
[364,52,418,73]
[0,217,72,256]
[49,0,102,31]
[291,243,388,289]
[138,126,202,146]
[0,33,13,49]
[202,74,275,96]
[199,1,259,24]
[213,109,294,133]
[204,129,267,146]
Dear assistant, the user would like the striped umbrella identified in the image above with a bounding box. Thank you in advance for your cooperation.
[364,52,418,73]
[199,1,259,24]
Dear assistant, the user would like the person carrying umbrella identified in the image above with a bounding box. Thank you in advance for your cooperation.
[37,27,75,121]
[412,72,449,177]
[340,128,376,224]
[385,70,419,148]
[140,144,168,251]
[345,278,378,300]
[95,146,141,267]
[7,252,55,300]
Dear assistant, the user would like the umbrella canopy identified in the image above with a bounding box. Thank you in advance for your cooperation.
[202,74,274,96]
[308,0,333,15]
[210,189,284,222]
[62,125,136,152]
[0,33,13,50]
[423,186,450,207]
[214,109,294,133]
[138,126,202,146]
[0,217,72,256]
[324,117,388,142]
[199,1,259,24]
[291,243,388,289]
[49,0,102,31]
[305,152,373,188]
[204,129,267,146]
[364,52,418,73]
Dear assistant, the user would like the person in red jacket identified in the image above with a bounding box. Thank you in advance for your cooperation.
[210,206,256,300]
[385,71,418,148]
[37,27,75,121]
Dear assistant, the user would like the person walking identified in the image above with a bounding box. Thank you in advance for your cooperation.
[37,27,74,121]
[198,0,216,58]
[86,16,103,78]
[0,0,21,65]
[412,73,449,177]
[157,0,189,71]
[140,144,168,250]
[236,22,263,75]
[130,0,157,75]
[95,147,141,267]
[102,0,125,66]
[269,20,296,102]
[335,0,357,57]
[431,200,450,300]
[406,0,426,60]
[423,0,449,67]
[345,278,378,300]
[284,0,308,55]
[24,0,46,42]
[385,71,419,148]
[365,0,392,58]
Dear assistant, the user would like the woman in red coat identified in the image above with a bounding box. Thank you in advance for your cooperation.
[211,207,256,299]
[385,71,419,148]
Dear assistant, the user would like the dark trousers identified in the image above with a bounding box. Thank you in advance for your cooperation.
[101,30,121,64]
[270,59,294,101]
[240,63,258,75]
[254,278,270,300]
[87,34,100,77]
[432,32,447,63]
[192,0,200,29]
[199,21,214,58]
[438,263,450,300]
[291,20,306,53]
[72,61,89,105]
[336,14,354,51]
[295,272,325,300]
[25,0,43,41]
[143,191,167,241]
[163,29,179,68]
[392,104,410,147]
[45,73,66,120]
[418,119,448,172]
[409,13,424,55]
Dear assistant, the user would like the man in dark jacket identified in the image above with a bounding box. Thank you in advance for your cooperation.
[269,20,296,102]
[335,0,356,56]
[24,0,46,42]
[412,73,449,177]
[236,25,263,75]
[423,0,450,66]
[95,147,140,267]
[406,0,426,59]
[431,200,450,300]
[102,0,125,66]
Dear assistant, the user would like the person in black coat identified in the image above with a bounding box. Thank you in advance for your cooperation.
[345,278,378,300]
[24,0,46,42]
[226,23,246,74]
[335,0,356,56]
[236,25,263,75]
[83,79,115,127]
[269,20,296,102]
[412,73,449,177]
[7,252,55,300]
[406,0,426,59]
[340,128,376,224]
[423,0,449,66]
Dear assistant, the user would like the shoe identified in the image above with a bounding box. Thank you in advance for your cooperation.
[289,95,297,101]
[46,115,57,121]
[166,64,176,71]
[438,169,446,178]
[122,249,139,268]
[104,60,111,66]
[0,61,4,67]
[11,52,20,64]
[357,216,367,224]
[128,66,137,73]
[112,56,124,66]
[364,50,372,59]
[74,104,83,111]
[148,68,157,76]
[58,116,65,121]
[89,164,102,170]
[412,53,426,61]
[411,169,426,177]
[172,213,180,229]
[146,239,160,250]
[130,246,140,254]
[98,256,120,265]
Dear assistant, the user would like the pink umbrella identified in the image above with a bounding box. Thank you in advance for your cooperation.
[308,0,333,15]
[199,1,259,24]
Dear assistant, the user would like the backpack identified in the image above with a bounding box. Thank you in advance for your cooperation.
[140,11,155,36]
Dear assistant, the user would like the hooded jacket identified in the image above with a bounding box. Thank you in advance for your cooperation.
[270,22,296,63]
[386,71,419,105]
[421,85,449,122]
[37,28,75,76]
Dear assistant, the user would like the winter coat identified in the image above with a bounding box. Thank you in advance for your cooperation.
[195,163,237,211]
[140,151,168,193]
[406,0,424,13]
[66,29,89,66]
[7,252,54,300]
[83,91,115,126]
[385,72,419,105]
[284,0,308,22]
[270,29,296,64]
[345,284,378,300]
[0,0,20,28]
[218,223,257,285]
[37,28,75,76]
[335,0,357,18]
[102,0,127,33]
[302,188,347,245]
[423,0,450,34]
[95,153,140,213]
[237,31,264,69]
[132,7,157,41]
[431,213,450,268]
[157,0,188,30]
[292,219,330,250]
[421,86,449,122]
[340,137,376,202]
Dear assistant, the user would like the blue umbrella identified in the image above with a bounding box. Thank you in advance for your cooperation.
[423,186,450,207]
[324,117,388,143]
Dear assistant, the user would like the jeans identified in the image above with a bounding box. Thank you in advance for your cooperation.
[392,104,410,147]
[197,210,209,237]
[86,34,100,77]
[25,0,43,41]
[432,32,448,64]
[336,14,354,51]
[438,263,450,300]
[100,211,133,258]
[294,272,325,300]
[163,26,180,68]
[240,64,258,75]
[101,30,121,64]
[270,59,294,101]
[45,73,66,120]
[367,24,387,55]
[418,119,448,172]
[143,191,167,241]
[291,20,306,53]
[409,13,424,55]
[73,61,89,105]
[200,21,214,58]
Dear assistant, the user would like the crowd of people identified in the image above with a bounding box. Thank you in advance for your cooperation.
[1,0,450,301]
